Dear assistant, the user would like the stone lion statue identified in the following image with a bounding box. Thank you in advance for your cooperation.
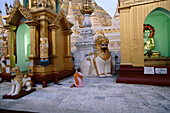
[7,66,32,96]
[80,35,115,77]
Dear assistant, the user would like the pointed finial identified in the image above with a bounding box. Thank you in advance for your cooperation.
[9,4,13,8]
[80,0,94,15]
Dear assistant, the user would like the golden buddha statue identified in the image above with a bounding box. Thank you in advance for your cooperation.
[143,25,160,57]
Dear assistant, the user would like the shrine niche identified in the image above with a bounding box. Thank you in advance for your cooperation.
[117,0,170,86]
[144,8,170,58]
[144,7,170,68]
[0,0,74,87]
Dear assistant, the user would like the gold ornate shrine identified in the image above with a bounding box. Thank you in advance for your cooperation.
[1,0,74,87]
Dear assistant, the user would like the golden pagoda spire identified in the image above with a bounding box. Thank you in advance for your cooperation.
[80,0,94,15]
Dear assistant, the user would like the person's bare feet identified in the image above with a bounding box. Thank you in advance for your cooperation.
[70,84,76,88]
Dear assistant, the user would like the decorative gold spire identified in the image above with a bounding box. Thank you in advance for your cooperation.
[62,0,112,26]
[80,0,94,15]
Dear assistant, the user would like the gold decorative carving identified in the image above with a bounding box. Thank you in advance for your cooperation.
[80,0,94,15]
[52,10,64,24]
[18,7,32,20]
[144,57,170,67]
[119,0,164,7]
[6,0,32,24]
[52,10,73,29]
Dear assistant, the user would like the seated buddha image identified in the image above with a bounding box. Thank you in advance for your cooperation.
[143,25,161,57]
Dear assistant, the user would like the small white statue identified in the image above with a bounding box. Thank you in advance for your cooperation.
[7,66,32,96]
[80,34,115,77]
[40,36,49,60]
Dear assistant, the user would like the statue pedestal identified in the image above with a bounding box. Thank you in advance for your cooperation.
[73,14,95,68]
[3,89,36,99]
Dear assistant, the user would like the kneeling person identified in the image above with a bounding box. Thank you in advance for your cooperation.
[70,68,84,88]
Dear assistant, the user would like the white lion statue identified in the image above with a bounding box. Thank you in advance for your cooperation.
[7,66,32,96]
[80,35,116,77]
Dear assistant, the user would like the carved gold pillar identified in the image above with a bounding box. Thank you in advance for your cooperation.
[7,29,12,57]
[25,21,39,73]
[49,24,60,58]
[29,0,34,9]
[30,26,37,57]
[25,21,39,58]
[63,30,72,56]
[63,30,74,70]
[39,15,49,38]
[10,26,16,56]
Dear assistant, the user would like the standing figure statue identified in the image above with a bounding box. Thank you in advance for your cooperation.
[40,36,49,60]
[39,36,50,66]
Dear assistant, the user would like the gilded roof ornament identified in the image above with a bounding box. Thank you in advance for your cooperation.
[52,9,73,29]
[6,0,32,24]
[80,0,94,15]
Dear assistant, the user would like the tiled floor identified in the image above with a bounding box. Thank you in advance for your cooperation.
[0,74,170,113]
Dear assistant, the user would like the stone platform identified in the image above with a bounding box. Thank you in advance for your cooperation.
[0,73,170,113]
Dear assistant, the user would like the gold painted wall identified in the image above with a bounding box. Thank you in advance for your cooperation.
[119,0,170,67]
[55,26,65,71]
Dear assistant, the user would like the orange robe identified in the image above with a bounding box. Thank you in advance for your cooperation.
[73,72,84,87]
